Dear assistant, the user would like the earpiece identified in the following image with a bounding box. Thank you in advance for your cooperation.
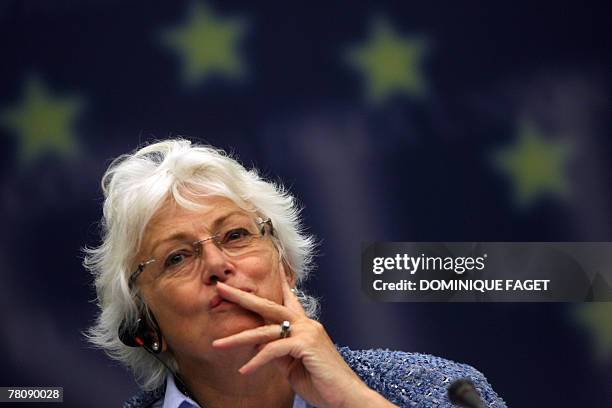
[118,312,163,354]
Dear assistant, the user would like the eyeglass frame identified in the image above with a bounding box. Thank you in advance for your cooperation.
[127,217,274,290]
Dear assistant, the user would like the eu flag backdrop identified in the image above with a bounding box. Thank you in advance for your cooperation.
[0,1,611,406]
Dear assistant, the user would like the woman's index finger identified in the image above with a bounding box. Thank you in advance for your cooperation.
[216,282,294,322]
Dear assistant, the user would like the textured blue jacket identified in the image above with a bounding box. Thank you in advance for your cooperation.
[124,346,507,407]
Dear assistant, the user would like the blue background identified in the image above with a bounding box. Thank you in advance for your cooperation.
[0,1,610,406]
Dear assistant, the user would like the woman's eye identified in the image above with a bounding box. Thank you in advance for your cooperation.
[165,253,187,267]
[224,228,251,242]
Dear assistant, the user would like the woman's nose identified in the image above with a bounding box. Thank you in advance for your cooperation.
[198,240,235,284]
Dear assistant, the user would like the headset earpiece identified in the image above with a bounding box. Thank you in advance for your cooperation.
[118,314,163,354]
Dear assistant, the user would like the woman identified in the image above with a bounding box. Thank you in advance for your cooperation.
[85,139,506,407]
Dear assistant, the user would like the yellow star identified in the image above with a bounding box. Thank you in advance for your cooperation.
[346,18,427,104]
[494,121,571,207]
[161,1,247,86]
[575,303,612,360]
[1,77,82,163]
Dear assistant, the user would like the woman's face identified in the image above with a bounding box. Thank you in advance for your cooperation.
[135,195,289,363]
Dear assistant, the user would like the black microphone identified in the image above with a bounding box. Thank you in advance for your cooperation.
[448,379,486,408]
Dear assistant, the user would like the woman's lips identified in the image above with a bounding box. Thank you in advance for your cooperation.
[209,295,225,309]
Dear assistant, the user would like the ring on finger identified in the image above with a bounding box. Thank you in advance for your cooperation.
[280,320,291,339]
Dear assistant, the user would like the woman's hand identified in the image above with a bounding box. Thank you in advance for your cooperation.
[211,270,397,408]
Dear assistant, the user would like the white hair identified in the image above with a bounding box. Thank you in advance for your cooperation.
[84,139,318,391]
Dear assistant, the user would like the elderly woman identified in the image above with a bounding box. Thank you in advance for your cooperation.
[85,139,505,408]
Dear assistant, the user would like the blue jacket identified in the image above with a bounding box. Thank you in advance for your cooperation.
[124,346,507,407]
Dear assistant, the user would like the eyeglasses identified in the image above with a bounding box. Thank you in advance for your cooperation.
[128,217,274,289]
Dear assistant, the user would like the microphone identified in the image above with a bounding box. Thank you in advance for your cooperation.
[447,379,486,408]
